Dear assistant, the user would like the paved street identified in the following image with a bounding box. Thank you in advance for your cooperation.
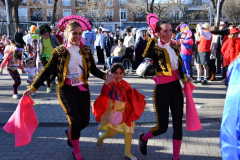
[0,54,226,159]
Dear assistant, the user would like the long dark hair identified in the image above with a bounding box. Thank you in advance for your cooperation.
[12,43,22,60]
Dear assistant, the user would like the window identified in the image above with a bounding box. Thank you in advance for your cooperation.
[105,0,113,6]
[106,9,113,21]
[18,8,28,21]
[0,9,6,20]
[120,9,127,21]
[47,9,53,17]
[192,0,202,5]
[119,0,126,5]
[47,0,53,4]
[63,9,71,17]
[62,0,71,6]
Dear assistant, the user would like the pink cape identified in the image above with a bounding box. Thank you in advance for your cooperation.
[3,95,38,147]
[183,83,202,131]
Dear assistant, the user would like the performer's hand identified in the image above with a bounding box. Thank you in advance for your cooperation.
[23,89,34,96]
[22,69,25,74]
[185,75,193,83]
[105,74,115,85]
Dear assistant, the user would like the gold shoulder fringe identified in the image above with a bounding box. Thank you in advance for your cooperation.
[150,87,159,133]
[142,38,157,58]
[55,45,67,55]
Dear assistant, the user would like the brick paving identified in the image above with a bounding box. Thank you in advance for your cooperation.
[0,123,221,160]
[0,54,225,159]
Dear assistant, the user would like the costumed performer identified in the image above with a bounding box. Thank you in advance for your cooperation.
[0,43,25,99]
[220,55,240,159]
[137,14,194,160]
[93,63,146,160]
[23,16,114,160]
[176,28,194,76]
[134,28,148,69]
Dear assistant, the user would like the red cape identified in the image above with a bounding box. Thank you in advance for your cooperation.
[92,80,146,126]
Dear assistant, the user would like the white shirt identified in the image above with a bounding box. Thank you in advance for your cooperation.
[123,35,134,48]
[66,43,84,78]
[159,42,179,70]
[25,67,42,81]
[197,26,212,40]
[95,33,105,49]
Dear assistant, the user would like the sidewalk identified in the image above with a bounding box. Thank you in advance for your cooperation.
[0,123,221,160]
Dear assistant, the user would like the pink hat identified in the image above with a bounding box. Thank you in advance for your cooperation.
[230,28,240,35]
[147,13,159,34]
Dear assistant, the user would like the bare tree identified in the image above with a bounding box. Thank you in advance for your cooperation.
[153,1,170,21]
[28,0,63,25]
[146,0,155,13]
[76,0,114,29]
[0,0,24,35]
[222,0,240,26]
[51,0,58,25]
[210,0,226,26]
[127,0,148,28]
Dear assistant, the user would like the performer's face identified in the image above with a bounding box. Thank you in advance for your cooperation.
[113,68,124,83]
[157,23,172,43]
[68,26,83,46]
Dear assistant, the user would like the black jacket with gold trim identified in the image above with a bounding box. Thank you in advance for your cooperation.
[29,45,107,92]
[142,38,187,83]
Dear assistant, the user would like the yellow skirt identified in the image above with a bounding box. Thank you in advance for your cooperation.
[98,100,135,134]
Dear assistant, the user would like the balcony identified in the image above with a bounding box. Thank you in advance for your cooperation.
[31,16,42,21]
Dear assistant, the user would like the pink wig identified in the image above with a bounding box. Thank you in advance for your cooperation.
[184,29,192,38]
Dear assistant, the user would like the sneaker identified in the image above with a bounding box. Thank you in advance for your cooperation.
[138,133,147,155]
[97,132,103,148]
[50,83,56,90]
[12,94,19,99]
[124,154,137,160]
[193,80,201,84]
[125,69,129,74]
[46,87,52,93]
[201,80,208,85]
[31,93,35,96]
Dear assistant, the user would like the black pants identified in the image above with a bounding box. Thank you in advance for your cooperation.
[216,53,221,72]
[208,59,216,74]
[96,46,105,64]
[150,80,183,140]
[58,84,90,140]
[105,47,111,58]
[41,57,57,87]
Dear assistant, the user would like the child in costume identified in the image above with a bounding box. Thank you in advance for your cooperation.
[0,43,25,99]
[25,60,42,96]
[93,63,146,160]
[176,29,194,76]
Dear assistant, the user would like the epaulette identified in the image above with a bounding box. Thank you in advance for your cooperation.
[81,45,91,54]
[55,45,67,55]
[170,44,180,51]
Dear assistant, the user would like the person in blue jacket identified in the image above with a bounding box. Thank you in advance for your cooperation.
[220,55,240,160]
[82,21,96,54]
